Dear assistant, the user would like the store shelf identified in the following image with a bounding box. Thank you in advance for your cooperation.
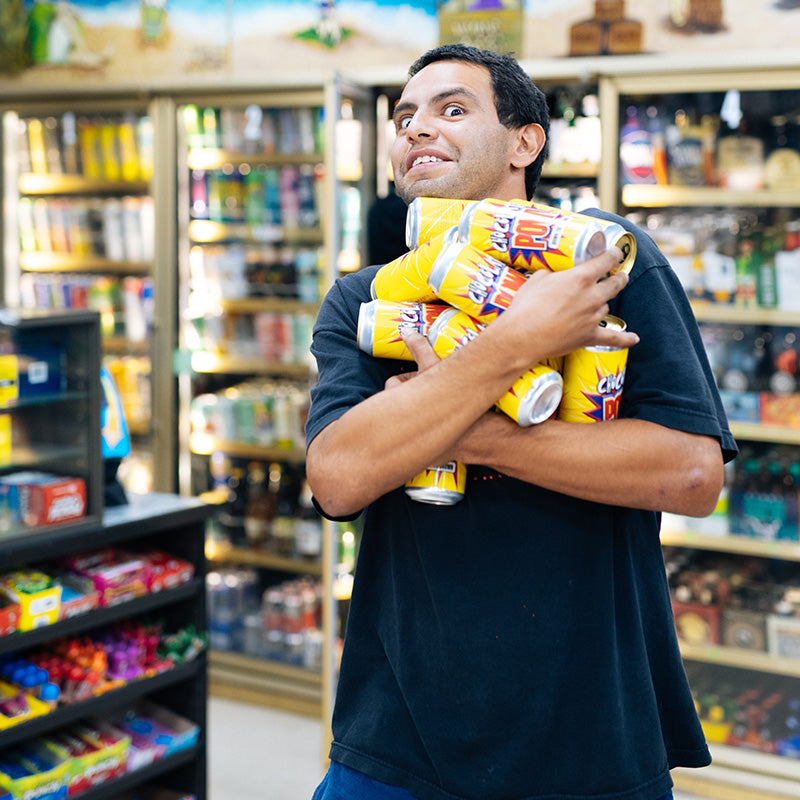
[674,760,800,800]
[729,422,800,446]
[187,150,321,171]
[188,219,323,246]
[661,526,800,563]
[0,443,87,474]
[189,433,306,464]
[679,642,800,679]
[621,185,800,208]
[73,746,200,800]
[0,580,203,655]
[18,174,149,195]
[708,744,800,786]
[220,297,320,315]
[540,161,598,179]
[208,649,321,718]
[20,252,152,274]
[102,336,150,355]
[190,351,312,377]
[0,491,210,798]
[691,302,800,328]
[206,540,322,577]
[0,659,202,747]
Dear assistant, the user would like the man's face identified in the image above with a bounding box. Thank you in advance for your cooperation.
[390,60,526,205]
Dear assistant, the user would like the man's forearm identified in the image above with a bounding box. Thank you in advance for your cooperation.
[306,326,538,517]
[452,413,725,517]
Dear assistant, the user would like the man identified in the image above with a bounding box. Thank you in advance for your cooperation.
[306,44,737,800]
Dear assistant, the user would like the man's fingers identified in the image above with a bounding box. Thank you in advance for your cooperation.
[400,329,441,370]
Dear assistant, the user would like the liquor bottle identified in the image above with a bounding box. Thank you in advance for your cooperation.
[735,236,759,308]
[756,230,779,309]
[244,462,274,548]
[619,106,656,185]
[272,464,297,557]
[295,479,322,559]
[218,466,247,545]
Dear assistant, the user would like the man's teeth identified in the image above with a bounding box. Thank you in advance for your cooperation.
[412,155,443,168]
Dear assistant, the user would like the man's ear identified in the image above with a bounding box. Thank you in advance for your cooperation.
[511,123,546,169]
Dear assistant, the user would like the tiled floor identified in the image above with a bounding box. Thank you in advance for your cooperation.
[207,696,711,800]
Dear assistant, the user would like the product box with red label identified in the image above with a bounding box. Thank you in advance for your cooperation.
[672,600,720,646]
[21,477,86,527]
[56,575,100,621]
[48,722,129,796]
[142,551,195,592]
[0,594,19,637]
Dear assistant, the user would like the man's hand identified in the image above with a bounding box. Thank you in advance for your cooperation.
[492,248,639,366]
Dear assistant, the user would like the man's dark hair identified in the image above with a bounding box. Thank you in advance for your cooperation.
[408,44,550,200]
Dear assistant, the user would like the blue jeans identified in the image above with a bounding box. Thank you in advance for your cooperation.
[312,761,675,800]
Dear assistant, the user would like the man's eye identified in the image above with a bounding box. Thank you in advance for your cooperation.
[396,117,412,131]
[444,106,464,118]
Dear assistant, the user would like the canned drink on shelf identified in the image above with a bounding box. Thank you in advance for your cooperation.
[405,197,477,247]
[357,299,450,361]
[370,227,458,303]
[303,629,324,671]
[459,198,636,275]
[427,308,563,426]
[405,461,467,505]
[427,241,528,322]
[558,315,629,424]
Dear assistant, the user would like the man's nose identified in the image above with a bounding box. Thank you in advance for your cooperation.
[403,110,435,139]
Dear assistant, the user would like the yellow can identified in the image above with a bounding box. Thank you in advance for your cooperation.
[357,299,450,361]
[459,199,636,275]
[405,197,476,247]
[427,241,528,323]
[370,227,458,303]
[427,308,562,426]
[558,315,628,423]
[405,461,467,505]
[495,362,563,426]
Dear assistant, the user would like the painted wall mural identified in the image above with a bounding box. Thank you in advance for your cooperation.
[1,0,800,87]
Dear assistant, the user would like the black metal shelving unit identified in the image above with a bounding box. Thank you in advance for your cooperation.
[0,491,212,800]
[0,312,211,800]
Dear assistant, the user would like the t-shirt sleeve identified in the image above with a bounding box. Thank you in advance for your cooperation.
[608,226,738,463]
[305,271,398,450]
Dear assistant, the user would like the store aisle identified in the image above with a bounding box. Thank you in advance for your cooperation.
[207,696,711,800]
[208,697,325,800]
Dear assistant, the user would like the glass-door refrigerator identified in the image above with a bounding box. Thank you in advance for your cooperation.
[175,78,372,734]
[1,94,178,496]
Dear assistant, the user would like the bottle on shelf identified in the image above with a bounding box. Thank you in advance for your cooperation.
[272,464,298,558]
[218,466,247,546]
[244,461,274,549]
[619,105,656,185]
[734,236,759,308]
[295,479,322,560]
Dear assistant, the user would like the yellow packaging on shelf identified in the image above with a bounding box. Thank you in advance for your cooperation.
[55,722,130,794]
[118,120,140,183]
[0,571,61,631]
[0,680,51,730]
[0,357,18,407]
[78,121,102,179]
[0,738,69,797]
[0,415,10,466]
[100,123,121,181]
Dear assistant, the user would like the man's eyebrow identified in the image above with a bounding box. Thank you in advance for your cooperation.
[392,87,479,121]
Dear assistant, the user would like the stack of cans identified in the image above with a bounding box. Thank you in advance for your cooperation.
[358,197,636,505]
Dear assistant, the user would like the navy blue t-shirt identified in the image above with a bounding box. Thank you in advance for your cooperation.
[306,209,737,800]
